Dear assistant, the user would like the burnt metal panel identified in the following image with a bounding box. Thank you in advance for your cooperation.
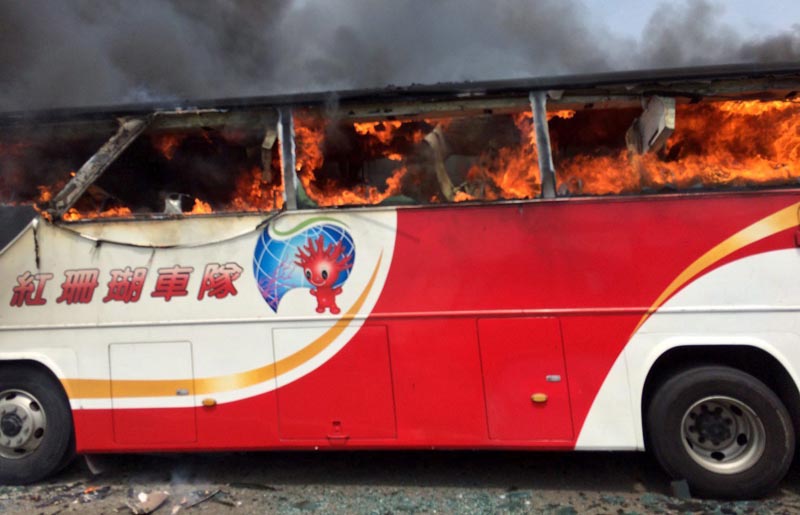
[48,117,151,217]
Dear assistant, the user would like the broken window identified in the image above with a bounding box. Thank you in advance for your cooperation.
[551,99,800,196]
[292,106,542,207]
[0,125,105,207]
[61,119,283,221]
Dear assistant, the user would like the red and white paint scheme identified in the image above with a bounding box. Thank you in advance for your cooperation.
[2,65,800,498]
[2,192,799,491]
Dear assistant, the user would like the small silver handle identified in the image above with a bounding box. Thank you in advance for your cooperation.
[545,375,562,382]
[176,388,190,396]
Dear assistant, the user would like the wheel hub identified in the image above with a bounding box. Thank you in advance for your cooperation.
[1,412,23,437]
[693,407,733,445]
[0,390,47,460]
[681,396,765,474]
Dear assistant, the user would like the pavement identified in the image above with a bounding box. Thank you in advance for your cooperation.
[1,451,799,514]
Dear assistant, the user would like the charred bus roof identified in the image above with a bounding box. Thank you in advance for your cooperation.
[2,62,800,125]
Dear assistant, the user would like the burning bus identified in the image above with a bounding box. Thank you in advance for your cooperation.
[2,63,800,498]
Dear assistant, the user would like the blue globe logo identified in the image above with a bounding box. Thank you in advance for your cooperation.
[253,221,356,312]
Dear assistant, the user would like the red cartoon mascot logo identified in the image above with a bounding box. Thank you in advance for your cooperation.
[294,235,354,314]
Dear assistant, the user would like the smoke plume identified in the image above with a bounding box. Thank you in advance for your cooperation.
[0,0,798,111]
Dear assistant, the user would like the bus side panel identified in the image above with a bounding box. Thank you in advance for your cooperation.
[274,325,396,440]
[559,314,641,447]
[478,317,573,441]
[374,194,800,442]
[387,318,487,443]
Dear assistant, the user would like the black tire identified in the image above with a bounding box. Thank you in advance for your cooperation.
[647,366,794,499]
[0,365,75,485]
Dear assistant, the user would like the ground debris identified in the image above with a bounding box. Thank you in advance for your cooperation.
[670,479,692,499]
[228,481,278,491]
[638,492,787,515]
[177,489,220,510]
[127,490,169,514]
[31,481,107,508]
[210,490,241,507]
[2,452,799,514]
[79,485,112,503]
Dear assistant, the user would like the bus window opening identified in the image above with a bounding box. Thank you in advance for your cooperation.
[293,108,543,207]
[552,99,800,196]
[1,117,284,222]
[61,125,284,221]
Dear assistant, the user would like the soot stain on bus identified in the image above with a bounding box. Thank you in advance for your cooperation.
[3,64,800,499]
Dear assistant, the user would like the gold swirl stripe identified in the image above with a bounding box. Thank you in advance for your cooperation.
[633,202,800,334]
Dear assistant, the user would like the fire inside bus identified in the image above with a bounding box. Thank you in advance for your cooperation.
[2,64,800,498]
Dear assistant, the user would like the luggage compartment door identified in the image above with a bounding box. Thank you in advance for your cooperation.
[110,341,197,444]
[274,325,396,441]
[478,317,573,441]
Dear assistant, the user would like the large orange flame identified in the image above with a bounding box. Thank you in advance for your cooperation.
[294,114,410,206]
[227,165,285,212]
[296,111,580,206]
[556,100,800,195]
[454,112,545,202]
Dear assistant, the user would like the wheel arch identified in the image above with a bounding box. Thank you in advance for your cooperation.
[641,344,800,449]
[0,356,73,402]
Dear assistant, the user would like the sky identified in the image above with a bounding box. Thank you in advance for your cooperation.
[593,0,799,38]
[0,0,798,111]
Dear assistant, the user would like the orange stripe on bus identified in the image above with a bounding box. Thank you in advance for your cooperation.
[62,253,383,400]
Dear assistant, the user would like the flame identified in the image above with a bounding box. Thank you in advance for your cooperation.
[296,111,553,205]
[25,100,800,222]
[353,120,429,146]
[354,121,404,145]
[57,129,283,220]
[152,133,185,160]
[190,198,213,214]
[556,100,800,195]
[548,110,576,120]
[226,165,285,212]
[62,206,132,221]
[36,185,53,203]
[294,115,326,174]
[455,112,541,202]
[294,114,410,206]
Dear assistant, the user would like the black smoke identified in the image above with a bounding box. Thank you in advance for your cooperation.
[0,0,798,111]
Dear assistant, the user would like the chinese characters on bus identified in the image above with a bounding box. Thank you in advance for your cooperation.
[9,263,243,307]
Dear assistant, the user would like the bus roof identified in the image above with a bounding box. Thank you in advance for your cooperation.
[2,62,800,125]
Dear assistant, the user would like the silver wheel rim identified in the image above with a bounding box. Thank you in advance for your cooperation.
[0,389,48,460]
[681,395,765,474]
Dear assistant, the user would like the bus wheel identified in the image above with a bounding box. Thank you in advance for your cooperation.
[647,366,794,499]
[0,366,74,485]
